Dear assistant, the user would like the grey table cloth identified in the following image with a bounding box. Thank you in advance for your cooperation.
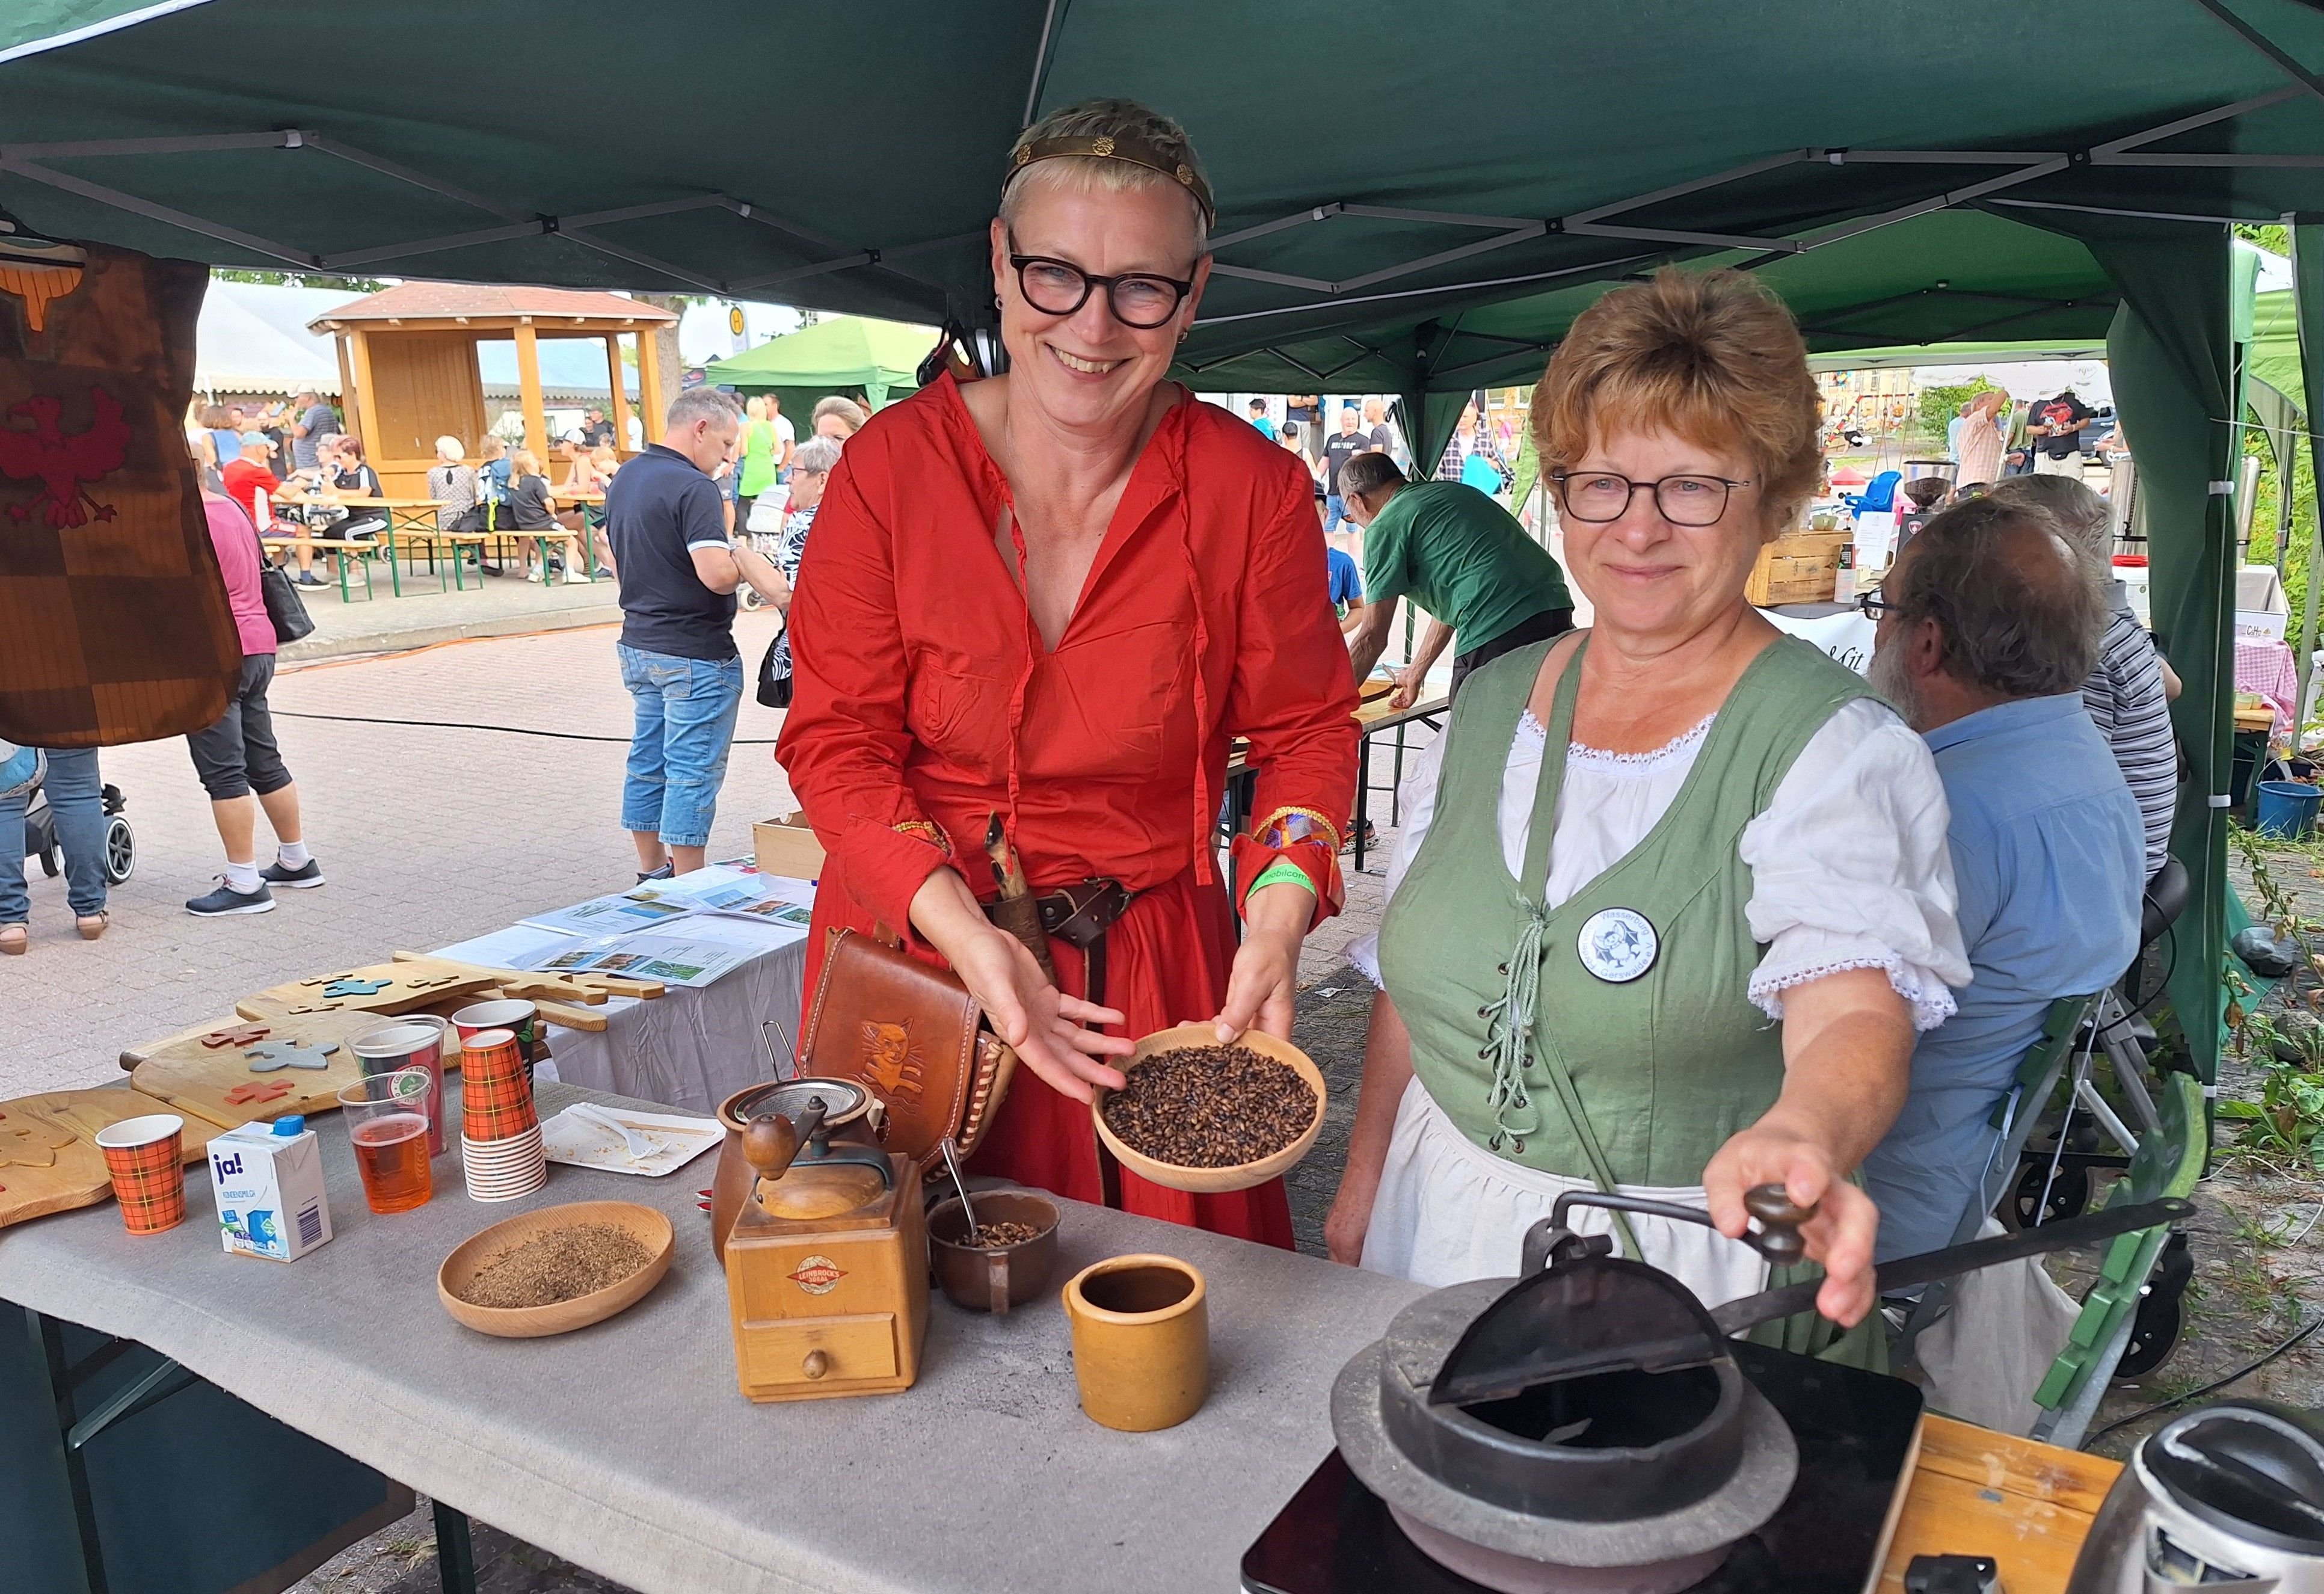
[0,1082,1426,1594]
[544,938,807,1115]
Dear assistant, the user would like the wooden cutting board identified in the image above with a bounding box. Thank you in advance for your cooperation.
[238,958,497,1021]
[0,1088,224,1229]
[131,1006,431,1130]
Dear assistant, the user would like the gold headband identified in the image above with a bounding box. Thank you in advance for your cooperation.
[1006,133,1215,228]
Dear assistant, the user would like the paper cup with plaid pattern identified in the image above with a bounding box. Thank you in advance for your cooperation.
[459,1029,537,1143]
[94,1114,186,1235]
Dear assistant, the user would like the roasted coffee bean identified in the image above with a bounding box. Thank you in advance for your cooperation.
[965,1220,1042,1249]
[1102,1044,1317,1168]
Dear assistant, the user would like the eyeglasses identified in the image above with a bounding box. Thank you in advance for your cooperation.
[1852,591,1893,618]
[1549,470,1752,527]
[1006,234,1194,330]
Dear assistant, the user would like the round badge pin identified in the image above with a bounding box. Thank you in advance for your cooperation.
[1576,907,1658,983]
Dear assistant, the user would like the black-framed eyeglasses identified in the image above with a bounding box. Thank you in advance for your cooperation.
[1852,591,1893,618]
[1006,234,1194,330]
[1549,470,1753,528]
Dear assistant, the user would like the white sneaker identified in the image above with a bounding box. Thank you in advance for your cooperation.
[525,567,543,583]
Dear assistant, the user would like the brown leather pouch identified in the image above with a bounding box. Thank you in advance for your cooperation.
[801,927,1016,1170]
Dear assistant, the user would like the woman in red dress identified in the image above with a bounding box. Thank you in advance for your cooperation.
[776,99,1357,1246]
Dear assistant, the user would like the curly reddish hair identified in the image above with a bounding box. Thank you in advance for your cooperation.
[1532,267,1823,530]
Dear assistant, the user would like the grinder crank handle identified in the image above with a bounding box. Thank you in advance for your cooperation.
[743,1097,830,1182]
[1708,1195,2196,1338]
[1542,1184,1816,1264]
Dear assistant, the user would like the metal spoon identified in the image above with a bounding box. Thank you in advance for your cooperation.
[938,1137,979,1239]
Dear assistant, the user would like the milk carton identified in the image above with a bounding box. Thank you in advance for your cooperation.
[209,1116,333,1261]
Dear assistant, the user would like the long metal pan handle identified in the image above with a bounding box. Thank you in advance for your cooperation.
[1708,1196,2195,1339]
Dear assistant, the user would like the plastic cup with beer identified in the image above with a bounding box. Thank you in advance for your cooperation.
[338,1068,435,1215]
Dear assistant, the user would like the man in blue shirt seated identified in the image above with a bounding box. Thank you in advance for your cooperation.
[1862,496,2144,1263]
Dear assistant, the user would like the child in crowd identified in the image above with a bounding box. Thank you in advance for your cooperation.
[506,450,588,583]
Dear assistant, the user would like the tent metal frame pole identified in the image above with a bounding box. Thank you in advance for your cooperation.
[302,132,525,221]
[2186,0,2324,105]
[0,131,296,159]
[561,230,725,295]
[0,156,315,266]
[1,82,2309,315]
[2091,85,2305,154]
[1195,252,1664,328]
[1021,0,1066,130]
[1990,196,2269,226]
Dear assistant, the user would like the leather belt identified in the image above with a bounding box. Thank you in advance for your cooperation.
[1035,878,1136,1210]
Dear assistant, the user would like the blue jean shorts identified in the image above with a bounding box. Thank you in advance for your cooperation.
[616,643,744,849]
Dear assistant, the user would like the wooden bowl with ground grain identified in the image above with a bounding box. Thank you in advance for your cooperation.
[437,1200,674,1339]
[1091,1024,1326,1195]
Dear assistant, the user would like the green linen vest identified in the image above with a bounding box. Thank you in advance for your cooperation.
[1378,632,1877,1189]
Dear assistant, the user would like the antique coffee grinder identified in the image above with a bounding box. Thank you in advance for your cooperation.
[711,1078,928,1403]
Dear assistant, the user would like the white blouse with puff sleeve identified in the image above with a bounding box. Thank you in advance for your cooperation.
[1347,695,1970,1026]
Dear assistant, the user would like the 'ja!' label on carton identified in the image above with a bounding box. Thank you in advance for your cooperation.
[209,1116,333,1261]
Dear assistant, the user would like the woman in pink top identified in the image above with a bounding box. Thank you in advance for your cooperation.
[185,491,322,916]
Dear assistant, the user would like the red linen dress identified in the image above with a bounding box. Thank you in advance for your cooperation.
[776,374,1359,1246]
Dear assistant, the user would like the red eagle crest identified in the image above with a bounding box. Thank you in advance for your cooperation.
[1,387,131,528]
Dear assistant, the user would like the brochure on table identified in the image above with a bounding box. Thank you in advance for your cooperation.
[432,867,819,990]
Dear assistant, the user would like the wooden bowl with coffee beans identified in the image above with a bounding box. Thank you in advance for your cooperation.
[1091,1023,1327,1194]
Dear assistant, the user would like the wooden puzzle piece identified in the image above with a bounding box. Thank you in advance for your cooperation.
[300,971,356,987]
[321,977,392,999]
[0,1114,76,1169]
[285,1003,343,1015]
[201,1024,269,1049]
[224,1080,298,1107]
[401,974,458,991]
[244,1039,339,1072]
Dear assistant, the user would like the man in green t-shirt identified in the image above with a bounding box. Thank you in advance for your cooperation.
[1341,454,1573,706]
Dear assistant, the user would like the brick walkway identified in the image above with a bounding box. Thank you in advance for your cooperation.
[1,616,1432,1101]
[0,614,798,1098]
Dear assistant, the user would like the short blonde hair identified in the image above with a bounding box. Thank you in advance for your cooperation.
[1001,98,1210,254]
[511,449,541,478]
[434,435,466,463]
[1533,268,1823,529]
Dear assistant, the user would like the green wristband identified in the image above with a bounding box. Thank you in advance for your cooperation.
[1250,858,1317,897]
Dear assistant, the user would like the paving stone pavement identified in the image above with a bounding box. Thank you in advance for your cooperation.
[0,614,798,1099]
[2,617,1434,1106]
[281,562,620,662]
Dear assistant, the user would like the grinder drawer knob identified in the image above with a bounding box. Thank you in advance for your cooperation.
[1742,1184,1816,1264]
[802,1349,831,1380]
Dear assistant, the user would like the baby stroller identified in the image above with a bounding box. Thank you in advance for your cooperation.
[25,767,136,885]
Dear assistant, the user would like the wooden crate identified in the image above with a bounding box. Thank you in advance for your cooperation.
[754,812,827,881]
[1747,529,1851,606]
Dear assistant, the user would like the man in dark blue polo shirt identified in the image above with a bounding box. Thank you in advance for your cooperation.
[601,389,785,880]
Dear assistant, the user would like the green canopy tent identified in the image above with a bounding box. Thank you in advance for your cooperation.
[16,0,2324,1085]
[699,314,939,420]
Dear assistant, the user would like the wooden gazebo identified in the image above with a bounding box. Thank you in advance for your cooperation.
[307,285,677,497]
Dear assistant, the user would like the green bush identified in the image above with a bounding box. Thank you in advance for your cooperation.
[1917,378,2004,446]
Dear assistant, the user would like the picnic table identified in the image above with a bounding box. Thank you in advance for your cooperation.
[1219,682,1447,875]
[267,489,472,597]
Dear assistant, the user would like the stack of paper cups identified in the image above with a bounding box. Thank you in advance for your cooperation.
[459,1028,545,1202]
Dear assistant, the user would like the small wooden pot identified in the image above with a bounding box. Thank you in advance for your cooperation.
[1090,1024,1326,1195]
[928,1192,1060,1314]
[1062,1254,1208,1432]
[437,1200,672,1338]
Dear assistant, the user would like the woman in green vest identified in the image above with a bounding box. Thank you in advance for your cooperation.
[1328,268,1969,1335]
